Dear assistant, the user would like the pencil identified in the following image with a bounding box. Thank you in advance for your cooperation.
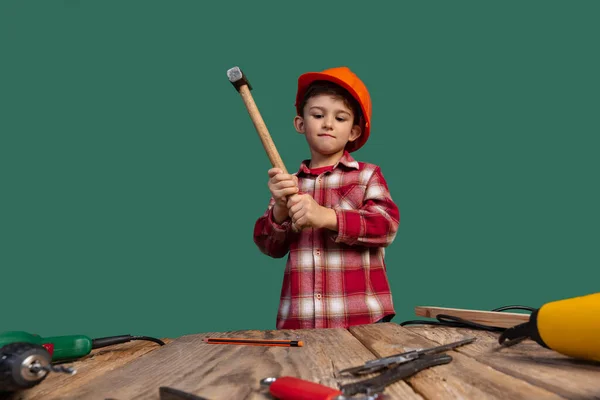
[202,338,304,347]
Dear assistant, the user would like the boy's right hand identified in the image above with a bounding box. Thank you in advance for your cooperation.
[268,168,299,223]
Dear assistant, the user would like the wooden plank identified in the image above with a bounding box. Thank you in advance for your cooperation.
[55,328,423,400]
[414,306,529,328]
[348,323,565,400]
[4,338,172,400]
[406,325,600,400]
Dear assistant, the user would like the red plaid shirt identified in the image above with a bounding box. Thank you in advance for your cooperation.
[253,151,400,329]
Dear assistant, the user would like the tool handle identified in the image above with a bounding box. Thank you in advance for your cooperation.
[43,335,93,362]
[269,376,342,400]
[239,85,288,174]
[236,82,299,232]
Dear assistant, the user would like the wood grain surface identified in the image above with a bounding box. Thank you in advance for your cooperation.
[3,324,598,400]
[349,324,566,400]
[55,327,422,400]
[406,325,600,400]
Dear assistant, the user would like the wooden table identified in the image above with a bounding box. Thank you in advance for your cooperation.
[6,323,600,400]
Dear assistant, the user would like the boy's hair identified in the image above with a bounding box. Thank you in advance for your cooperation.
[297,80,363,126]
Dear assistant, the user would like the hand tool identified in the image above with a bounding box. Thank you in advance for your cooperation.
[259,376,381,400]
[0,330,165,392]
[104,387,210,400]
[226,66,288,174]
[202,337,303,347]
[260,351,453,400]
[337,337,475,376]
[226,66,299,232]
[338,352,452,398]
[158,386,209,400]
[498,292,600,362]
[106,386,211,400]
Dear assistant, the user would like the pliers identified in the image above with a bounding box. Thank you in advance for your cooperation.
[260,353,450,400]
[153,337,476,400]
[259,337,476,399]
[337,336,476,376]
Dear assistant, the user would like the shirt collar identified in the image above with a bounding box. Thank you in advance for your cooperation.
[296,150,359,175]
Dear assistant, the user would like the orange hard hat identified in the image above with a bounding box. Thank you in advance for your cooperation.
[295,66,372,152]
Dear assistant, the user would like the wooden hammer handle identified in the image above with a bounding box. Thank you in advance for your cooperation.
[236,83,298,232]
[239,85,288,174]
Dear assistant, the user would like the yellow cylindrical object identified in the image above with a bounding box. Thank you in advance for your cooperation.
[537,292,600,362]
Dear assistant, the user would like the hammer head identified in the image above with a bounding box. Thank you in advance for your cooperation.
[227,66,252,92]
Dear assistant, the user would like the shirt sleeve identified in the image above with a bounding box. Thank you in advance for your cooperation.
[253,197,294,258]
[331,166,400,247]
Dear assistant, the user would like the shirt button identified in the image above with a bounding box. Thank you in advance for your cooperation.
[315,249,320,255]
[315,293,322,300]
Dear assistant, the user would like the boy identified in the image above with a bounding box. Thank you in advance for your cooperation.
[253,66,400,330]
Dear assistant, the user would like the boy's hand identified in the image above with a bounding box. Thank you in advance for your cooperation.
[268,168,299,204]
[268,168,299,224]
[287,194,337,231]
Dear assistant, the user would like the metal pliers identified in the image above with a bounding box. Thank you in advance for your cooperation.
[259,337,476,399]
[260,353,450,399]
[338,336,476,376]
[140,338,476,400]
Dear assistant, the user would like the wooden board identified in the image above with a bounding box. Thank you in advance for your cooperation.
[414,306,530,328]
[55,328,423,400]
[405,325,600,400]
[4,338,171,400]
[348,323,565,400]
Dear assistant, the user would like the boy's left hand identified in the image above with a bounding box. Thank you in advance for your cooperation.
[287,194,335,230]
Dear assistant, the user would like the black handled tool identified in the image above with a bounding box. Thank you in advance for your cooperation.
[339,353,453,397]
[338,337,475,376]
[158,387,209,400]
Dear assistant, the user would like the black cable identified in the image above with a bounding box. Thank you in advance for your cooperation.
[91,335,165,349]
[130,336,166,346]
[491,305,536,313]
[398,305,535,332]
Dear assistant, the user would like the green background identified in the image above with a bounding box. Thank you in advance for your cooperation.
[1,1,598,339]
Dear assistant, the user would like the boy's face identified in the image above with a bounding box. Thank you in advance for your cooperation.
[294,94,361,159]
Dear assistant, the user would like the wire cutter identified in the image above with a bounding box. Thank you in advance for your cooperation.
[156,349,457,400]
[259,338,475,399]
[260,352,449,399]
[149,338,476,400]
[338,336,476,376]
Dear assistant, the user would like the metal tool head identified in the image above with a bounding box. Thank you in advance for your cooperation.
[335,394,385,400]
[227,66,252,92]
[338,337,475,376]
[339,353,452,398]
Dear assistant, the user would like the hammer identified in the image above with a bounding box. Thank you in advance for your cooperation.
[227,66,288,174]
[227,66,298,231]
